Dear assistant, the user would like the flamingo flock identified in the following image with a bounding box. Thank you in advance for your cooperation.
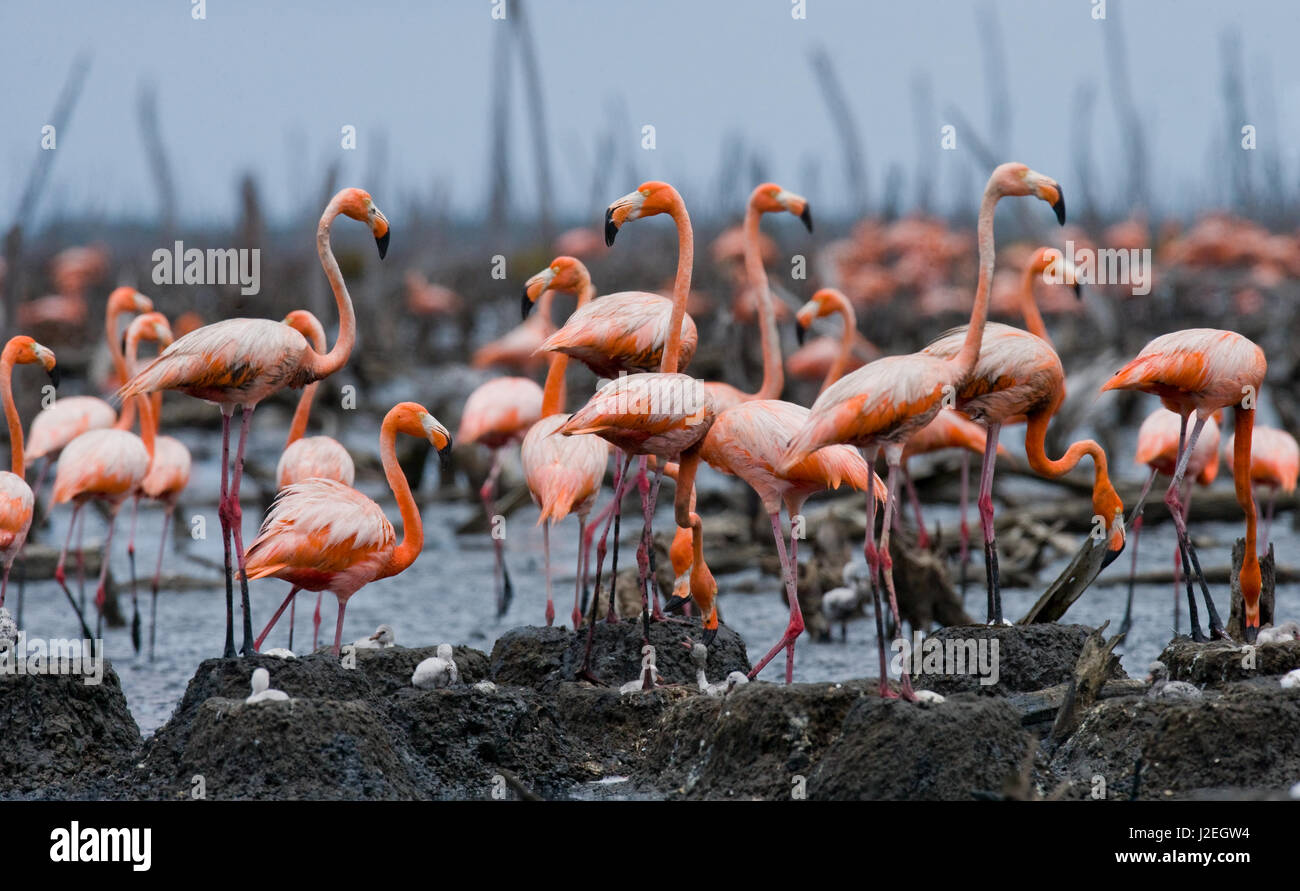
[0,161,1281,709]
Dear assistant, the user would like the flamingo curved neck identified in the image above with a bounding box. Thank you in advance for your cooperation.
[541,281,594,418]
[823,292,857,393]
[380,419,423,579]
[954,187,1000,377]
[1,350,23,478]
[1020,266,1051,344]
[287,324,327,447]
[1233,408,1261,613]
[122,331,158,459]
[108,304,137,431]
[743,204,783,400]
[306,196,358,382]
[660,198,694,375]
[1023,412,1110,506]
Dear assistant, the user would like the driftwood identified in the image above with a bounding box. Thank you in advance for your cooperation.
[1049,621,1122,746]
[1228,538,1276,640]
[1020,534,1113,624]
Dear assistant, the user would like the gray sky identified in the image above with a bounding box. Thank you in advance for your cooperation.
[4,0,1300,225]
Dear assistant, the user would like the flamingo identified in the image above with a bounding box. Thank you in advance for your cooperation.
[1118,408,1220,637]
[790,286,877,395]
[557,181,713,646]
[25,287,153,504]
[1225,425,1298,549]
[120,187,388,657]
[247,402,451,656]
[680,398,886,683]
[519,261,610,629]
[121,313,193,657]
[1101,328,1267,642]
[472,287,557,373]
[274,309,356,651]
[0,337,59,612]
[780,162,1066,699]
[921,242,1124,623]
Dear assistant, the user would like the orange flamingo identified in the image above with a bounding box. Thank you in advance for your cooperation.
[121,187,388,657]
[520,261,610,628]
[248,403,451,656]
[1118,407,1220,637]
[558,181,711,643]
[1102,329,1267,641]
[120,313,193,656]
[276,310,356,651]
[921,243,1123,623]
[1225,425,1297,550]
[791,287,875,395]
[0,337,59,611]
[781,163,1065,699]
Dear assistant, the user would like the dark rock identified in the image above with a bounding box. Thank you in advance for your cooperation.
[489,617,750,688]
[1050,682,1300,800]
[1157,636,1300,686]
[914,623,1125,696]
[809,694,1033,800]
[0,658,141,799]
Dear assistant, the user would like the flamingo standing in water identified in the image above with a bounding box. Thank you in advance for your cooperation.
[275,310,357,651]
[121,313,193,656]
[247,403,451,656]
[1225,425,1298,549]
[120,187,388,657]
[781,163,1066,699]
[921,240,1125,623]
[1101,328,1267,642]
[0,337,59,610]
[558,182,713,644]
[519,259,610,628]
[1118,407,1220,637]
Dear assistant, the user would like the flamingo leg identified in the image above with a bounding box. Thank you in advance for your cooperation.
[480,448,511,618]
[879,451,916,701]
[54,502,93,641]
[126,495,141,654]
[1164,414,1223,640]
[633,456,653,631]
[225,404,257,655]
[331,595,347,657]
[580,454,632,684]
[218,407,236,658]
[571,514,587,630]
[76,505,86,613]
[288,594,296,652]
[902,462,931,550]
[958,450,971,603]
[0,562,10,612]
[254,586,300,651]
[858,446,895,698]
[543,521,555,626]
[747,511,805,683]
[639,463,666,625]
[977,422,1003,624]
[1118,468,1156,638]
[14,548,24,627]
[93,503,123,641]
[148,505,173,662]
[31,456,50,524]
[313,591,323,650]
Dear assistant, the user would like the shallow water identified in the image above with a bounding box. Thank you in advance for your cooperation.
[14,423,1298,737]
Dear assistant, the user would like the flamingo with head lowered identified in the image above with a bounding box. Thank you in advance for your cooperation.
[120,187,389,657]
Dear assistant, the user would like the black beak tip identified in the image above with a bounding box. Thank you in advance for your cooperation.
[800,205,813,233]
[604,208,618,247]
[521,292,534,321]
[376,230,390,259]
[47,366,61,389]
[1052,189,1066,226]
[703,628,718,646]
[438,441,453,474]
[1245,624,1258,644]
[795,323,807,346]
[1072,281,1083,300]
[1101,541,1124,568]
[664,594,689,614]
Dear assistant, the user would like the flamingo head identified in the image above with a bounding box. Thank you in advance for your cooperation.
[992,163,1065,225]
[751,183,813,232]
[604,181,681,245]
[337,188,390,258]
[393,402,453,471]
[794,288,845,345]
[3,336,59,387]
[1093,481,1126,561]
[1030,247,1082,299]
[131,311,174,349]
[522,256,588,319]
[283,309,328,350]
[108,287,153,316]
[1242,559,1262,643]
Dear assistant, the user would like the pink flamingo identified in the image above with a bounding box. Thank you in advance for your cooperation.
[520,259,610,629]
[120,188,388,657]
[1102,328,1267,641]
[275,310,356,651]
[0,337,59,610]
[1118,407,1220,637]
[780,163,1066,699]
[247,403,451,656]
[1225,424,1298,548]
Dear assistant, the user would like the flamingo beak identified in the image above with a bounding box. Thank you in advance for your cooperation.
[1073,281,1083,300]
[795,322,807,346]
[47,364,61,389]
[375,230,390,259]
[438,435,453,473]
[664,593,690,613]
[604,205,619,246]
[800,204,813,233]
[1051,187,1066,226]
[1244,623,1259,644]
[521,292,534,320]
[703,627,717,646]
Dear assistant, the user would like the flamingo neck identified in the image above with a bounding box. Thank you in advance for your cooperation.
[118,329,146,432]
[743,204,783,400]
[381,418,423,579]
[823,292,857,394]
[136,392,157,460]
[306,195,357,381]
[287,321,328,447]
[1020,264,1051,344]
[540,282,593,418]
[954,188,1000,377]
[1023,412,1112,514]
[107,303,137,431]
[660,198,694,375]
[0,348,23,477]
[1234,408,1261,617]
